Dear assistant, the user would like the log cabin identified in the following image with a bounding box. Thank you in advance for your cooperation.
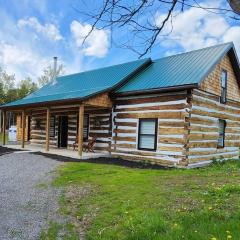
[1,42,240,167]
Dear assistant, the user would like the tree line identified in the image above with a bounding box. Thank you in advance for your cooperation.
[0,64,64,105]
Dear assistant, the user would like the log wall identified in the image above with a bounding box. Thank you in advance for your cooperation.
[187,89,240,164]
[14,52,240,167]
[28,106,112,152]
[16,114,29,141]
[111,91,191,166]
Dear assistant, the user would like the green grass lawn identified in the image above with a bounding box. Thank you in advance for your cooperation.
[41,160,240,240]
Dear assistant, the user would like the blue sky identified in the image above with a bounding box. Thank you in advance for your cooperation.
[0,0,239,83]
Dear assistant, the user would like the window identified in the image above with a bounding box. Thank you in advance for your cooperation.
[218,119,226,148]
[220,70,227,103]
[77,114,89,141]
[35,119,42,130]
[83,114,89,140]
[138,119,158,151]
[50,116,56,137]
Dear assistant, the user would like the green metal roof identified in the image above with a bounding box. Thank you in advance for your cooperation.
[2,58,150,108]
[116,42,239,93]
[2,42,239,109]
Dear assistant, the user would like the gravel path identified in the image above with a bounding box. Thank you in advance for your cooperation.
[0,152,63,240]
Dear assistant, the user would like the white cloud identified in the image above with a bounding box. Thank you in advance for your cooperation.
[223,26,240,54]
[18,17,63,41]
[155,1,240,55]
[0,41,49,82]
[0,13,80,83]
[70,20,110,58]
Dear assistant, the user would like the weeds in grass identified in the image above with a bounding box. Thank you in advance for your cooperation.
[206,184,240,197]
[39,221,62,240]
[41,160,240,240]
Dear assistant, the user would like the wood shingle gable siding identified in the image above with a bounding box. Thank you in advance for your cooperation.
[200,54,240,101]
[83,92,113,108]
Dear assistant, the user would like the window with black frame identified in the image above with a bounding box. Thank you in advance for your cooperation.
[220,70,227,103]
[138,118,158,151]
[50,116,56,137]
[217,119,226,148]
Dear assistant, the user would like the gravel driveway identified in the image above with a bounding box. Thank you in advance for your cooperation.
[0,152,63,240]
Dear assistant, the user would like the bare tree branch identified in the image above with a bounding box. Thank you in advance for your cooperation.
[139,0,177,57]
[75,0,239,57]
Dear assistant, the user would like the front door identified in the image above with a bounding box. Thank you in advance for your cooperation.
[58,116,68,148]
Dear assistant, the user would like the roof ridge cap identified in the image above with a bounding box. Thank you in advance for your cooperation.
[57,58,151,79]
[153,42,233,62]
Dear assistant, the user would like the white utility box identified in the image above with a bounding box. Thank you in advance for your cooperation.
[8,126,17,142]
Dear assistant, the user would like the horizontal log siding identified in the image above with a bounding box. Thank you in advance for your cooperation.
[29,107,111,152]
[187,89,240,164]
[112,91,190,166]
[16,114,29,141]
[30,112,58,147]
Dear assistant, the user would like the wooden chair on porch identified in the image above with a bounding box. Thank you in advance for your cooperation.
[73,136,97,152]
[83,137,97,153]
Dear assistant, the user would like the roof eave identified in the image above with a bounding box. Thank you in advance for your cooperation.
[228,46,240,84]
[198,42,240,86]
[112,83,199,97]
[0,97,84,111]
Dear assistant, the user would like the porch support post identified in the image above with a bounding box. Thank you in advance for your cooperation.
[46,107,50,151]
[0,110,2,133]
[2,110,6,145]
[78,104,84,157]
[21,110,25,148]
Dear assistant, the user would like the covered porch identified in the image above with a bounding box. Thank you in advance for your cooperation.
[3,143,110,159]
[1,92,113,159]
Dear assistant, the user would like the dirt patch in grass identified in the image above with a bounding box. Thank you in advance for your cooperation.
[33,151,169,169]
[40,184,97,240]
[64,185,98,239]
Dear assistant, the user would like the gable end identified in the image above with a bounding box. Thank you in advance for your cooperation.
[200,51,240,102]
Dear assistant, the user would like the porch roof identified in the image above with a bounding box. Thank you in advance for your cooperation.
[1,58,151,109]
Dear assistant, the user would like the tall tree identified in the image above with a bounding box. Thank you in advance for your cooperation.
[0,82,4,105]
[0,68,39,105]
[38,64,65,87]
[0,67,15,91]
[0,67,16,104]
[17,77,38,99]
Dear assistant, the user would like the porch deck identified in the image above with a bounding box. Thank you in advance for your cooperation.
[4,143,110,160]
